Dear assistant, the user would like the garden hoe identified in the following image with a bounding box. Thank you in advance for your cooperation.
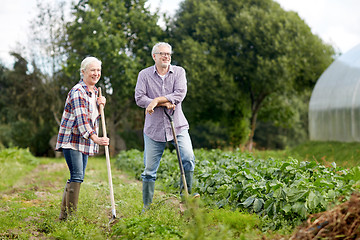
[99,88,116,224]
[164,108,189,199]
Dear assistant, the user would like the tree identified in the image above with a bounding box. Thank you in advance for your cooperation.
[29,0,68,76]
[63,0,164,155]
[27,0,71,129]
[168,0,250,148]
[0,53,58,155]
[169,0,334,149]
[0,1,79,155]
[254,90,312,149]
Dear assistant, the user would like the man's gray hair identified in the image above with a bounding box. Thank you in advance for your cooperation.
[151,42,172,56]
[80,56,102,78]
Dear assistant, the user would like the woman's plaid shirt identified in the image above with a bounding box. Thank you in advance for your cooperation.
[55,80,100,156]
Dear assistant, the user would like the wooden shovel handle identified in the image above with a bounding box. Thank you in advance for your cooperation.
[98,87,116,218]
[98,88,107,138]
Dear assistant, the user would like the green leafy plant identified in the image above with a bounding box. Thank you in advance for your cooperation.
[116,148,357,230]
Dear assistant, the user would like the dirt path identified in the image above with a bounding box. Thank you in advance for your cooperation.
[0,159,134,238]
[0,158,187,239]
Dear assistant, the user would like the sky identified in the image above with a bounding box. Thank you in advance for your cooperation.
[1,0,360,68]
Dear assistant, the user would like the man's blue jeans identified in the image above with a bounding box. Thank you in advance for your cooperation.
[141,130,195,182]
[63,149,88,183]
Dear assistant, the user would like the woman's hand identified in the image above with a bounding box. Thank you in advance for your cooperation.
[97,96,106,106]
[91,135,109,146]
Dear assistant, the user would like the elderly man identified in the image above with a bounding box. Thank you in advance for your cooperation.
[135,42,199,211]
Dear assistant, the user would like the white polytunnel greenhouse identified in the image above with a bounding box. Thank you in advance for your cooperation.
[309,43,360,142]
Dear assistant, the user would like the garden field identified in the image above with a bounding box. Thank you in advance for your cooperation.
[1,143,359,239]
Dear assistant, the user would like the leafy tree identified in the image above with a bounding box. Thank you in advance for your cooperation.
[254,90,312,149]
[29,0,76,129]
[0,53,57,155]
[29,0,68,76]
[169,0,334,149]
[0,63,10,148]
[63,0,164,155]
[0,63,8,122]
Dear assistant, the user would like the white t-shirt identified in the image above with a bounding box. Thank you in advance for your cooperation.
[90,92,99,125]
[159,74,166,81]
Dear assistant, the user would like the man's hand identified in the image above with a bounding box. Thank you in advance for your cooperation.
[145,98,158,115]
[163,102,176,110]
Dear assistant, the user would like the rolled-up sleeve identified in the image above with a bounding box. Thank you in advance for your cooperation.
[135,70,153,108]
[164,67,187,105]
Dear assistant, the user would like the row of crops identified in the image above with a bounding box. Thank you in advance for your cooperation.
[115,149,360,230]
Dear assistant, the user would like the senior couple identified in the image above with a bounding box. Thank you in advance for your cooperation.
[55,42,198,220]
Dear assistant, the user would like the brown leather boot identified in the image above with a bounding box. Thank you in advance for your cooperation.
[59,180,70,221]
[67,182,81,216]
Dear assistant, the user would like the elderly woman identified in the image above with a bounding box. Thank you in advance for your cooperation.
[55,56,109,220]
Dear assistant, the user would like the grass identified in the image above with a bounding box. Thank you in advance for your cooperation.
[0,156,112,239]
[290,141,360,167]
[252,141,360,168]
[0,150,263,239]
[0,148,40,191]
[2,141,358,239]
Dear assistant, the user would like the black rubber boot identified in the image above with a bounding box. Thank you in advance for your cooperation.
[67,182,81,216]
[142,181,155,213]
[180,171,200,200]
[59,180,70,221]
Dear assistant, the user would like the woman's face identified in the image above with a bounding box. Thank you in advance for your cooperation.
[82,61,101,88]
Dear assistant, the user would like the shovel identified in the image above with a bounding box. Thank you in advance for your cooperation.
[98,87,116,223]
[164,108,189,198]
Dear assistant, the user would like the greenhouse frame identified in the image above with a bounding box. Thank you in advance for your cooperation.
[309,43,360,142]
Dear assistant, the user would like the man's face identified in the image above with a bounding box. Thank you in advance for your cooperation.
[82,61,101,87]
[153,45,172,69]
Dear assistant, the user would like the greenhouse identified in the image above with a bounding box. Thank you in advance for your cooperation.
[309,43,360,142]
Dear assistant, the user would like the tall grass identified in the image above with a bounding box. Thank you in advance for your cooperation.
[0,147,40,191]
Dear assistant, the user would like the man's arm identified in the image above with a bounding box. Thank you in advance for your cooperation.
[163,67,187,105]
[135,70,153,108]
[146,97,175,115]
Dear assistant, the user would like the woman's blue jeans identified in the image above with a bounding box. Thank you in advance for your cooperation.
[63,149,88,183]
[141,130,195,182]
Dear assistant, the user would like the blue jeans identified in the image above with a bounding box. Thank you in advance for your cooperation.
[63,149,88,183]
[141,130,195,182]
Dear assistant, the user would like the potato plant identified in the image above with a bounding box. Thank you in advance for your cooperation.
[116,149,359,230]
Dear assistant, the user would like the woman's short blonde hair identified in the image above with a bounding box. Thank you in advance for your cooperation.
[80,56,102,78]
